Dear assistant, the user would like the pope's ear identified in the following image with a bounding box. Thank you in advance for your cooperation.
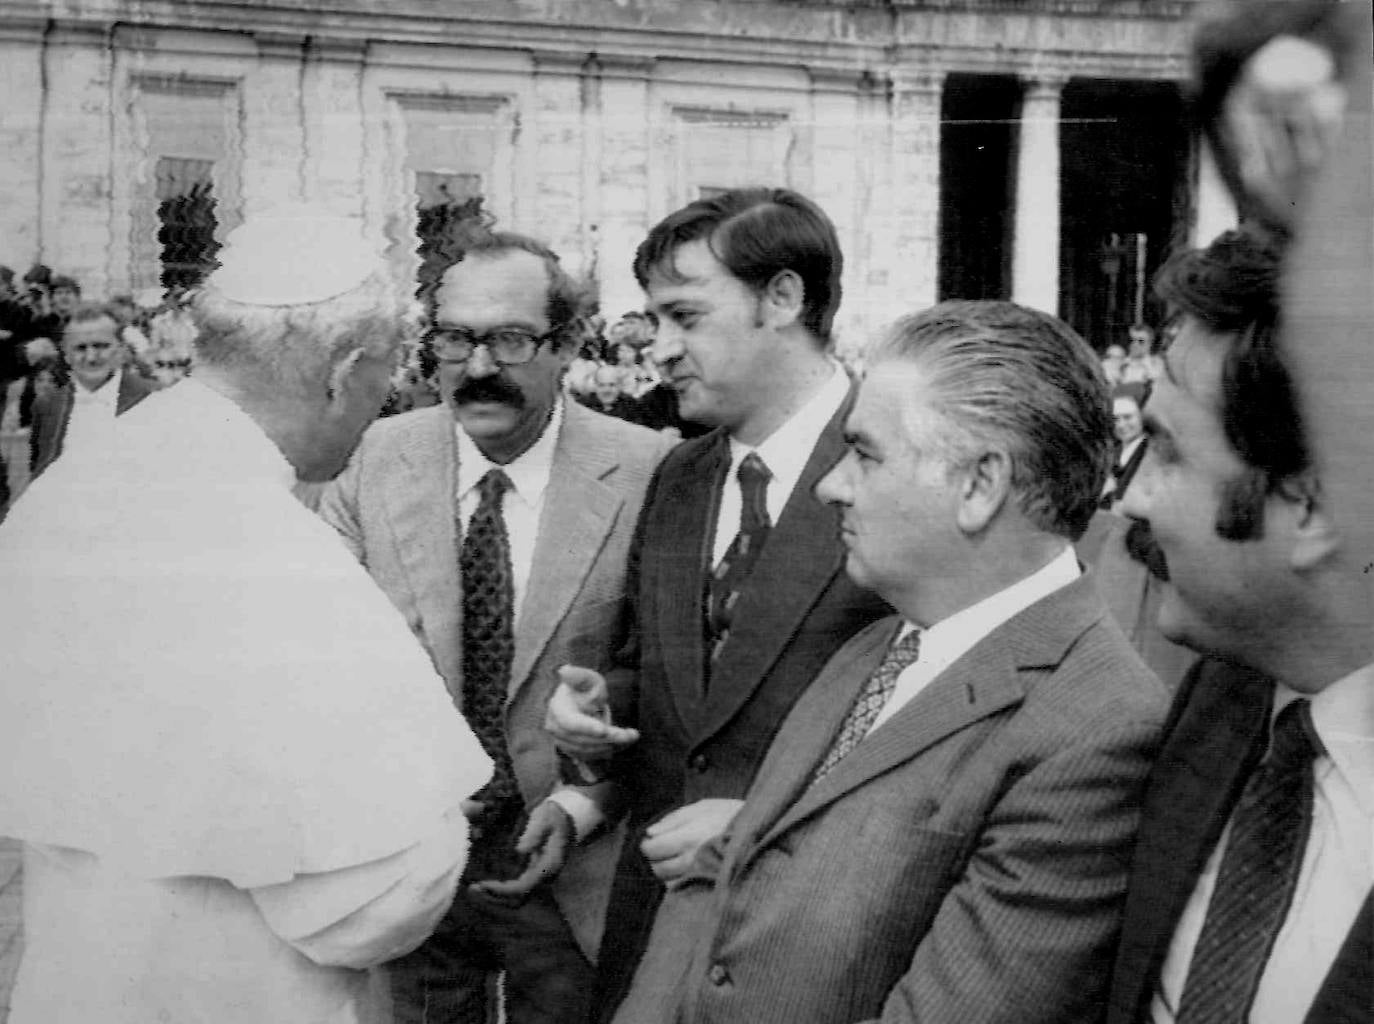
[326,348,367,403]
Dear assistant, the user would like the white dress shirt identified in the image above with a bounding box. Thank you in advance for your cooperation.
[61,371,121,458]
[868,546,1080,736]
[1150,663,1374,1024]
[0,379,492,1024]
[454,400,564,622]
[713,363,849,565]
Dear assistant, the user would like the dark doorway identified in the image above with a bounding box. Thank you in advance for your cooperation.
[938,73,1020,301]
[1059,79,1190,351]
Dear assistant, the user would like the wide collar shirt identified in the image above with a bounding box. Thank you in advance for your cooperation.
[1151,662,1374,1024]
[868,545,1080,736]
[713,362,848,565]
[62,371,121,457]
[454,399,563,622]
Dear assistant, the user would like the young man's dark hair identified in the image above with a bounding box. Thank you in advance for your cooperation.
[632,187,843,342]
[1153,229,1305,540]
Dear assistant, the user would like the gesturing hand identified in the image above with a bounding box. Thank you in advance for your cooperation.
[545,665,639,761]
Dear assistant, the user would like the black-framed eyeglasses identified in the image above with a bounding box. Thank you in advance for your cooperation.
[425,326,561,366]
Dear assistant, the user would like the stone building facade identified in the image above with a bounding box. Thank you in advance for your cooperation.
[0,0,1238,353]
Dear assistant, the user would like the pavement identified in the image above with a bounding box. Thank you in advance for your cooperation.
[0,838,22,1024]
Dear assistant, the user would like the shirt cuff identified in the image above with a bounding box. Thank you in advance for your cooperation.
[545,788,607,843]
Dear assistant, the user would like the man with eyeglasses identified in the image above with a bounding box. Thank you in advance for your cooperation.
[317,228,673,1024]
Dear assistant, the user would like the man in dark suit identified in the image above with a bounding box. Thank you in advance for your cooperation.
[1100,386,1149,509]
[611,299,1167,1024]
[28,303,156,481]
[317,229,673,1024]
[1106,230,1372,1023]
[545,187,889,1017]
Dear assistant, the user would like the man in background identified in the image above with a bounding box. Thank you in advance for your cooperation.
[0,205,492,1024]
[28,303,157,480]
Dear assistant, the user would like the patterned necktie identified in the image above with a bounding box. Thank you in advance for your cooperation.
[707,452,772,661]
[459,468,522,872]
[812,629,923,782]
[1177,699,1324,1024]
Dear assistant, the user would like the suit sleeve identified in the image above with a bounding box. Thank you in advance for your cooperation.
[315,435,368,564]
[867,717,1161,1024]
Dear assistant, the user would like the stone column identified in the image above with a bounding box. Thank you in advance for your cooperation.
[807,67,865,350]
[1192,141,1238,245]
[243,32,307,215]
[0,18,47,270]
[880,71,944,326]
[303,37,368,220]
[531,50,589,278]
[592,56,654,321]
[1012,74,1065,315]
[40,20,116,295]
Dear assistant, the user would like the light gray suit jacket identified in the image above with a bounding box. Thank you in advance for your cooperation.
[616,572,1168,1024]
[316,400,673,959]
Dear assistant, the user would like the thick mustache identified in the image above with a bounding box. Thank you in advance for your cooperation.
[451,375,525,409]
[1124,518,1170,583]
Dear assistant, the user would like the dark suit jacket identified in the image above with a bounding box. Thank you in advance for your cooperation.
[617,573,1168,1024]
[596,385,890,1011]
[1106,658,1373,1024]
[28,368,157,479]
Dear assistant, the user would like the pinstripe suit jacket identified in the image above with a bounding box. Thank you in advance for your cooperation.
[616,572,1168,1024]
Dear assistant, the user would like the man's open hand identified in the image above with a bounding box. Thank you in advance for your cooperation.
[469,801,576,901]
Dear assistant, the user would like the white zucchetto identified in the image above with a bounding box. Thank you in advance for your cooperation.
[209,204,383,307]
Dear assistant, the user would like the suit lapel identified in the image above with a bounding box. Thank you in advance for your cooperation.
[386,407,464,693]
[759,636,1024,850]
[749,574,1104,856]
[694,391,852,741]
[510,404,623,699]
[1114,659,1272,1020]
[654,431,730,735]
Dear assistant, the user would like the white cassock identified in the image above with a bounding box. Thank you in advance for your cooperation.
[0,378,493,1023]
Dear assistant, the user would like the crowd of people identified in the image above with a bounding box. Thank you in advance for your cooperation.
[0,2,1368,1023]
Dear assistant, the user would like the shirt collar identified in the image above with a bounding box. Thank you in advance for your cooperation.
[73,371,121,403]
[455,398,564,508]
[899,545,1081,674]
[728,361,847,482]
[1118,435,1145,464]
[1275,662,1374,817]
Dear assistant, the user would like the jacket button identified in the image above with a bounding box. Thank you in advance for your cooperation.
[708,963,729,986]
[689,753,710,773]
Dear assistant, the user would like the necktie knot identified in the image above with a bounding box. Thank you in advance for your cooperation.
[737,452,771,534]
[812,627,922,782]
[1267,698,1324,773]
[477,467,512,505]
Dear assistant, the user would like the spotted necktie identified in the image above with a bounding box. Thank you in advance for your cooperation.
[812,629,923,782]
[459,468,522,876]
[1177,699,1324,1024]
[707,452,772,662]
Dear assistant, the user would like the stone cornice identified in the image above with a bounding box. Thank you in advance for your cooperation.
[0,15,49,46]
[253,30,307,62]
[306,36,368,64]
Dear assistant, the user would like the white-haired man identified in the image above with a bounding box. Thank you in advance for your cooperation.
[0,206,492,1024]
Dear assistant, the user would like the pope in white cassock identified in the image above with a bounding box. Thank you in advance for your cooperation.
[0,207,493,1023]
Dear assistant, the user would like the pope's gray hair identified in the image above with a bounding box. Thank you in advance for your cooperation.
[190,272,402,395]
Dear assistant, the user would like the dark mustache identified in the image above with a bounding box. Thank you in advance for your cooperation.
[451,375,526,409]
[1124,518,1170,583]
